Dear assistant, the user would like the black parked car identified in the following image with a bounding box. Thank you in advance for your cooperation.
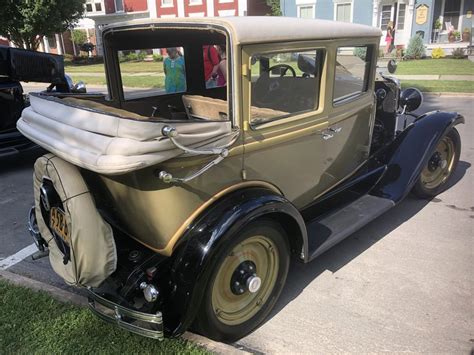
[0,46,86,157]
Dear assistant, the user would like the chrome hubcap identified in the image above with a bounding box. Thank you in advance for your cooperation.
[246,275,262,294]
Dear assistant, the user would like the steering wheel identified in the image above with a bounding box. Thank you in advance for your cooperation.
[268,64,296,78]
[252,64,296,107]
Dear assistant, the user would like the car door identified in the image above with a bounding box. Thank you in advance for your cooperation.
[321,41,378,189]
[241,42,332,209]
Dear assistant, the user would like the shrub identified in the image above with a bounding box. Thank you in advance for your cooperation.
[71,55,103,65]
[137,51,146,61]
[63,53,74,63]
[404,34,426,60]
[125,52,138,61]
[451,47,466,59]
[153,53,163,62]
[431,47,445,59]
[353,47,367,60]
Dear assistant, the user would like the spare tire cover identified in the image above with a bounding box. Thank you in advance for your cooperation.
[33,154,116,287]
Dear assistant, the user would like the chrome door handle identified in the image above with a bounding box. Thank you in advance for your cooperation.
[328,127,342,133]
[321,127,342,140]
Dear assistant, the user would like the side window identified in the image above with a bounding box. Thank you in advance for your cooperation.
[203,44,227,89]
[250,49,324,125]
[119,47,186,100]
[333,46,371,103]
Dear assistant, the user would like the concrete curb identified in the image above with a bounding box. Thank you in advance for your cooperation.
[0,269,251,355]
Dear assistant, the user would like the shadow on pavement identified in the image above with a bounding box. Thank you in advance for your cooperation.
[0,148,45,176]
[267,159,470,321]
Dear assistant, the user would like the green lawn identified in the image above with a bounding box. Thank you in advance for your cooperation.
[72,75,164,88]
[0,279,207,354]
[401,80,474,93]
[396,59,474,75]
[66,61,164,74]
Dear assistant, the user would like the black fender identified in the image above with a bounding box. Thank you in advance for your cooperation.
[370,111,464,203]
[164,187,307,336]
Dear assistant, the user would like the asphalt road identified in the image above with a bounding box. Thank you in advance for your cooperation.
[1,95,473,353]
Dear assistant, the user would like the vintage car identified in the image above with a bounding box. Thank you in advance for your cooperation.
[0,46,91,157]
[19,17,463,342]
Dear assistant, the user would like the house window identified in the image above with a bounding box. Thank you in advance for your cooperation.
[115,0,124,12]
[47,36,57,49]
[162,0,173,5]
[189,0,202,4]
[334,46,371,103]
[380,5,391,30]
[250,49,325,125]
[397,4,405,30]
[85,0,103,12]
[298,6,314,19]
[336,3,351,23]
[444,0,461,29]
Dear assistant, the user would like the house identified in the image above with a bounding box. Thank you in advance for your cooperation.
[281,0,473,50]
[4,0,270,56]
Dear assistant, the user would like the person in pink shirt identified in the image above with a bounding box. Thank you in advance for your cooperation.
[211,44,227,87]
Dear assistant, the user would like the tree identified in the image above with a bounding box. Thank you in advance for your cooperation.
[266,0,282,16]
[71,29,87,46]
[0,0,85,51]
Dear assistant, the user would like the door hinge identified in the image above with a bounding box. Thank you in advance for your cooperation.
[242,63,251,78]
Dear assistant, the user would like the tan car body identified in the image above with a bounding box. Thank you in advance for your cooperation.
[95,19,380,256]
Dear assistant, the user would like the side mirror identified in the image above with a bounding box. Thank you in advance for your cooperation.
[399,88,423,113]
[72,81,87,94]
[387,59,397,74]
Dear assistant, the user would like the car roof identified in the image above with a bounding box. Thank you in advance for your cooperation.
[103,16,382,45]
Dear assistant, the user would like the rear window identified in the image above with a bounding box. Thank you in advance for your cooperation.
[333,46,371,103]
[118,47,186,100]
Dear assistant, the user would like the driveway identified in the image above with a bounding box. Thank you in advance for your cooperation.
[1,95,472,353]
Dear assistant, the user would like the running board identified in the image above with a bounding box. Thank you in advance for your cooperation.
[306,194,395,262]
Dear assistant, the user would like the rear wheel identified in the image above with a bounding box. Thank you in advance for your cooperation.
[194,219,290,342]
[412,127,461,199]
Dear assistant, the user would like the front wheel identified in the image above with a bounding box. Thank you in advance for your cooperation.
[412,127,461,199]
[193,219,290,342]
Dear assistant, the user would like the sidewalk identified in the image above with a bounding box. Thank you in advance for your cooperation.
[394,74,474,81]
[68,72,164,77]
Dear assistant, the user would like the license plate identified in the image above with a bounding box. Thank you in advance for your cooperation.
[49,207,70,244]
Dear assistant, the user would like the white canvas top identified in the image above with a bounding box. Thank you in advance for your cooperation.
[103,16,382,44]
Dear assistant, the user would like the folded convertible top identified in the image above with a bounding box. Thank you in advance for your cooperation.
[17,94,235,175]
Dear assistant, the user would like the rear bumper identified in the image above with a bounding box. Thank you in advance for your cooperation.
[87,288,164,340]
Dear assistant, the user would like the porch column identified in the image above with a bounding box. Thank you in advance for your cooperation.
[404,0,416,44]
[177,0,185,17]
[410,0,435,44]
[147,0,157,18]
[55,34,63,55]
[372,0,380,27]
[43,37,50,53]
[207,0,215,17]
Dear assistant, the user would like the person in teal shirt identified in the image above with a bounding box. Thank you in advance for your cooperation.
[163,48,186,93]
